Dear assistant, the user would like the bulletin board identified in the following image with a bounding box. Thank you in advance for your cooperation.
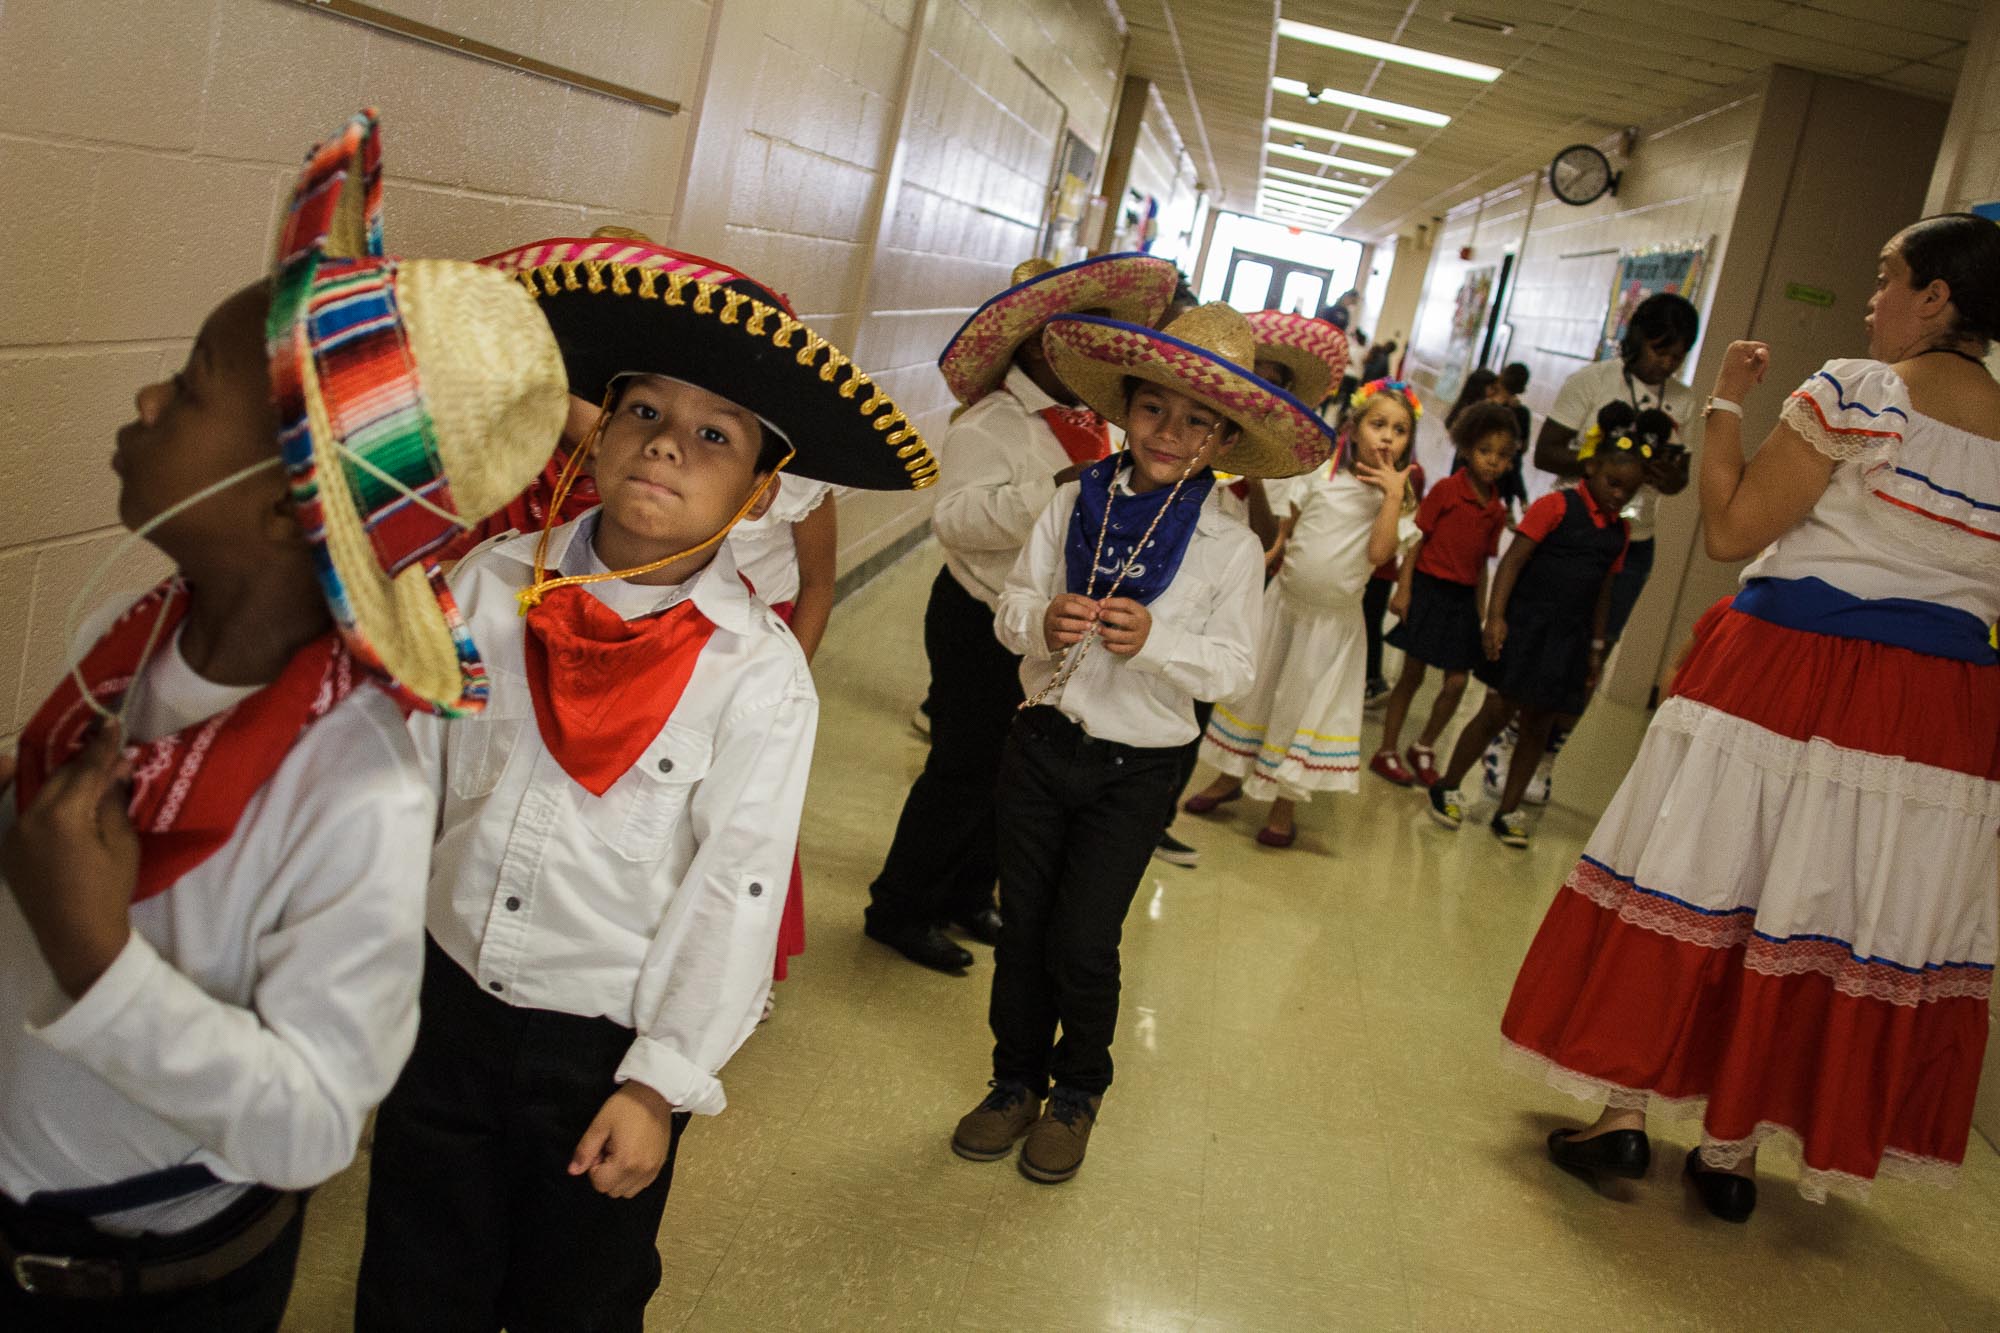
[1600,240,1709,359]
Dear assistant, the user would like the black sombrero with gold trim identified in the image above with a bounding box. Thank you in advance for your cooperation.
[481,237,935,491]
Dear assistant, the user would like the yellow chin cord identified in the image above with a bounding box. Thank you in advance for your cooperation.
[516,397,795,614]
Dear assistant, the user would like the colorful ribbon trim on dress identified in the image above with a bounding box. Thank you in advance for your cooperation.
[1732,576,1997,666]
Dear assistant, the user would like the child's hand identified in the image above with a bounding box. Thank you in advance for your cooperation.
[1096,597,1152,656]
[1044,594,1099,652]
[1,726,138,998]
[1264,537,1287,574]
[1483,616,1508,661]
[569,1082,677,1198]
[1388,585,1410,620]
[1714,340,1770,401]
[1356,456,1411,498]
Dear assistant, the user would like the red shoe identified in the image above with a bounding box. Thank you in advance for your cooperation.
[1406,745,1442,789]
[1182,788,1242,816]
[1255,825,1297,848]
[1369,750,1415,787]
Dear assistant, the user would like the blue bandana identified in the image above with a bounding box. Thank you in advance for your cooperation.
[1063,455,1215,606]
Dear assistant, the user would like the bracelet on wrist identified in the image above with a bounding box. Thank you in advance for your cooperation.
[1704,394,1744,418]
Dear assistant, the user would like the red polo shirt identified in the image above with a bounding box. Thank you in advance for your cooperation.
[1413,469,1507,585]
[1517,484,1629,573]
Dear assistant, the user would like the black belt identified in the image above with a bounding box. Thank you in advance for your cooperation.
[1,1186,299,1302]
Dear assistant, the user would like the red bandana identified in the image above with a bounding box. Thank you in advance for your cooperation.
[1039,405,1113,467]
[522,586,717,796]
[15,581,361,903]
[440,447,601,563]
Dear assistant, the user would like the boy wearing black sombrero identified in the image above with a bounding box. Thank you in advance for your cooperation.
[354,237,933,1330]
[0,112,566,1329]
[950,303,1335,1184]
[864,252,1178,975]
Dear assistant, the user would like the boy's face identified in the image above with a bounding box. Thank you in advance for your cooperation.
[590,375,775,550]
[1349,395,1412,469]
[1466,431,1515,486]
[1124,382,1232,488]
[1584,451,1645,513]
[116,282,287,558]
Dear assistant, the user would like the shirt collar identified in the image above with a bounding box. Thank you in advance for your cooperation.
[1575,483,1617,526]
[1003,363,1061,414]
[500,511,757,634]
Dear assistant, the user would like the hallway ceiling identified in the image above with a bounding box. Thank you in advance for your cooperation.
[1116,0,1980,243]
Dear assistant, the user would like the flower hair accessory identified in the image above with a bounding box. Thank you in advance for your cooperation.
[1577,423,1653,461]
[1349,378,1422,421]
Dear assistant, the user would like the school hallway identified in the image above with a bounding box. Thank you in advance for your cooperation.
[278,543,2000,1331]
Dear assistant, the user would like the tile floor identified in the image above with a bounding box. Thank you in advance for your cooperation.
[284,545,2000,1331]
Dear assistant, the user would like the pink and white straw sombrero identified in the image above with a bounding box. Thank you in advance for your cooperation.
[1246,310,1349,407]
[938,252,1178,405]
[1043,303,1337,480]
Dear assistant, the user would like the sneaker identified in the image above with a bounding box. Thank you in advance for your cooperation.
[1427,784,1464,831]
[909,705,931,739]
[1154,832,1200,868]
[1019,1086,1101,1184]
[1481,725,1515,801]
[1364,677,1392,710]
[1492,809,1531,848]
[1405,744,1442,789]
[951,1080,1043,1162]
[1524,753,1555,806]
[1369,749,1415,787]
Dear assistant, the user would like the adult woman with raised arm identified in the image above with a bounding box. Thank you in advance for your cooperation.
[1499,214,2000,1222]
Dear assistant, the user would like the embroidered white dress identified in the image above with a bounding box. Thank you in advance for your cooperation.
[1502,359,2000,1201]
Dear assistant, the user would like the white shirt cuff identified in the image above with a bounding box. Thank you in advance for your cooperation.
[617,1036,727,1117]
[27,931,160,1049]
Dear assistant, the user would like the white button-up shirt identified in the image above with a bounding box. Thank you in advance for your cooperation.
[996,480,1264,748]
[932,366,1075,609]
[413,516,816,1117]
[0,627,431,1235]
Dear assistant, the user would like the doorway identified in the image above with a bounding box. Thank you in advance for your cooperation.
[1220,249,1335,316]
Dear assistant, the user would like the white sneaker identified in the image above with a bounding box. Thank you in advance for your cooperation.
[1480,728,1514,801]
[909,705,931,739]
[1524,753,1555,806]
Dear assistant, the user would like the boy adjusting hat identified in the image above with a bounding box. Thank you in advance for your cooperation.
[267,109,569,715]
[480,235,937,491]
[1043,303,1338,480]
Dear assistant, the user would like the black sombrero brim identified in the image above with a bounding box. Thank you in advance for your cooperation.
[511,262,935,491]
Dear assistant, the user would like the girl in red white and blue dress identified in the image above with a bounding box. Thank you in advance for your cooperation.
[1505,215,2000,1220]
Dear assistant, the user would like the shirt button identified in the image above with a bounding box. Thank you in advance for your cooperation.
[506,896,522,911]
[488,981,503,993]
[657,757,674,774]
[749,882,764,897]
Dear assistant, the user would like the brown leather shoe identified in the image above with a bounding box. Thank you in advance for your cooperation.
[951,1081,1042,1161]
[1018,1087,1101,1183]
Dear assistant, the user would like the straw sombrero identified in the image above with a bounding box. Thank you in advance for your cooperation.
[1043,304,1337,480]
[267,110,569,715]
[938,252,1179,405]
[481,236,935,491]
[1246,310,1349,407]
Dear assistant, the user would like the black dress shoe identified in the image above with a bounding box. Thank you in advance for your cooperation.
[1684,1148,1756,1223]
[952,906,1004,948]
[1546,1127,1651,1184]
[865,920,973,974]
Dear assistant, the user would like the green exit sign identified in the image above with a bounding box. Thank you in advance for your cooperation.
[1784,282,1835,307]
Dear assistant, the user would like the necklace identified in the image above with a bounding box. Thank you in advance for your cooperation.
[1021,452,1203,709]
[1920,345,1990,368]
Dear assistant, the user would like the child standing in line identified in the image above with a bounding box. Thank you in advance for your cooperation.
[1426,404,1652,848]
[0,111,566,1330]
[948,304,1332,1184]
[1370,399,1518,787]
[354,237,933,1331]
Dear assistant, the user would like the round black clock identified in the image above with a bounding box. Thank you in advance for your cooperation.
[1549,143,1619,206]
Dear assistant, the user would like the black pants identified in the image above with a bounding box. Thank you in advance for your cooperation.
[0,1186,305,1333]
[1363,575,1392,683]
[991,707,1180,1096]
[1162,698,1215,828]
[867,567,1022,930]
[356,939,691,1333]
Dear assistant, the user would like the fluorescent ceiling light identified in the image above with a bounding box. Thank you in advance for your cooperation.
[1267,142,1395,176]
[1272,77,1450,128]
[1261,182,1358,207]
[1266,165,1371,194]
[1267,117,1415,157]
[1278,19,1502,82]
[1262,195,1347,218]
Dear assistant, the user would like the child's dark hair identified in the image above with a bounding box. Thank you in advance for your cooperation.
[1445,369,1498,428]
[1594,400,1637,437]
[1619,293,1699,362]
[1895,213,2000,344]
[1449,400,1517,453]
[1499,362,1530,394]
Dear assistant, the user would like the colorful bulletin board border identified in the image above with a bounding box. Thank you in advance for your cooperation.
[1600,239,1710,360]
